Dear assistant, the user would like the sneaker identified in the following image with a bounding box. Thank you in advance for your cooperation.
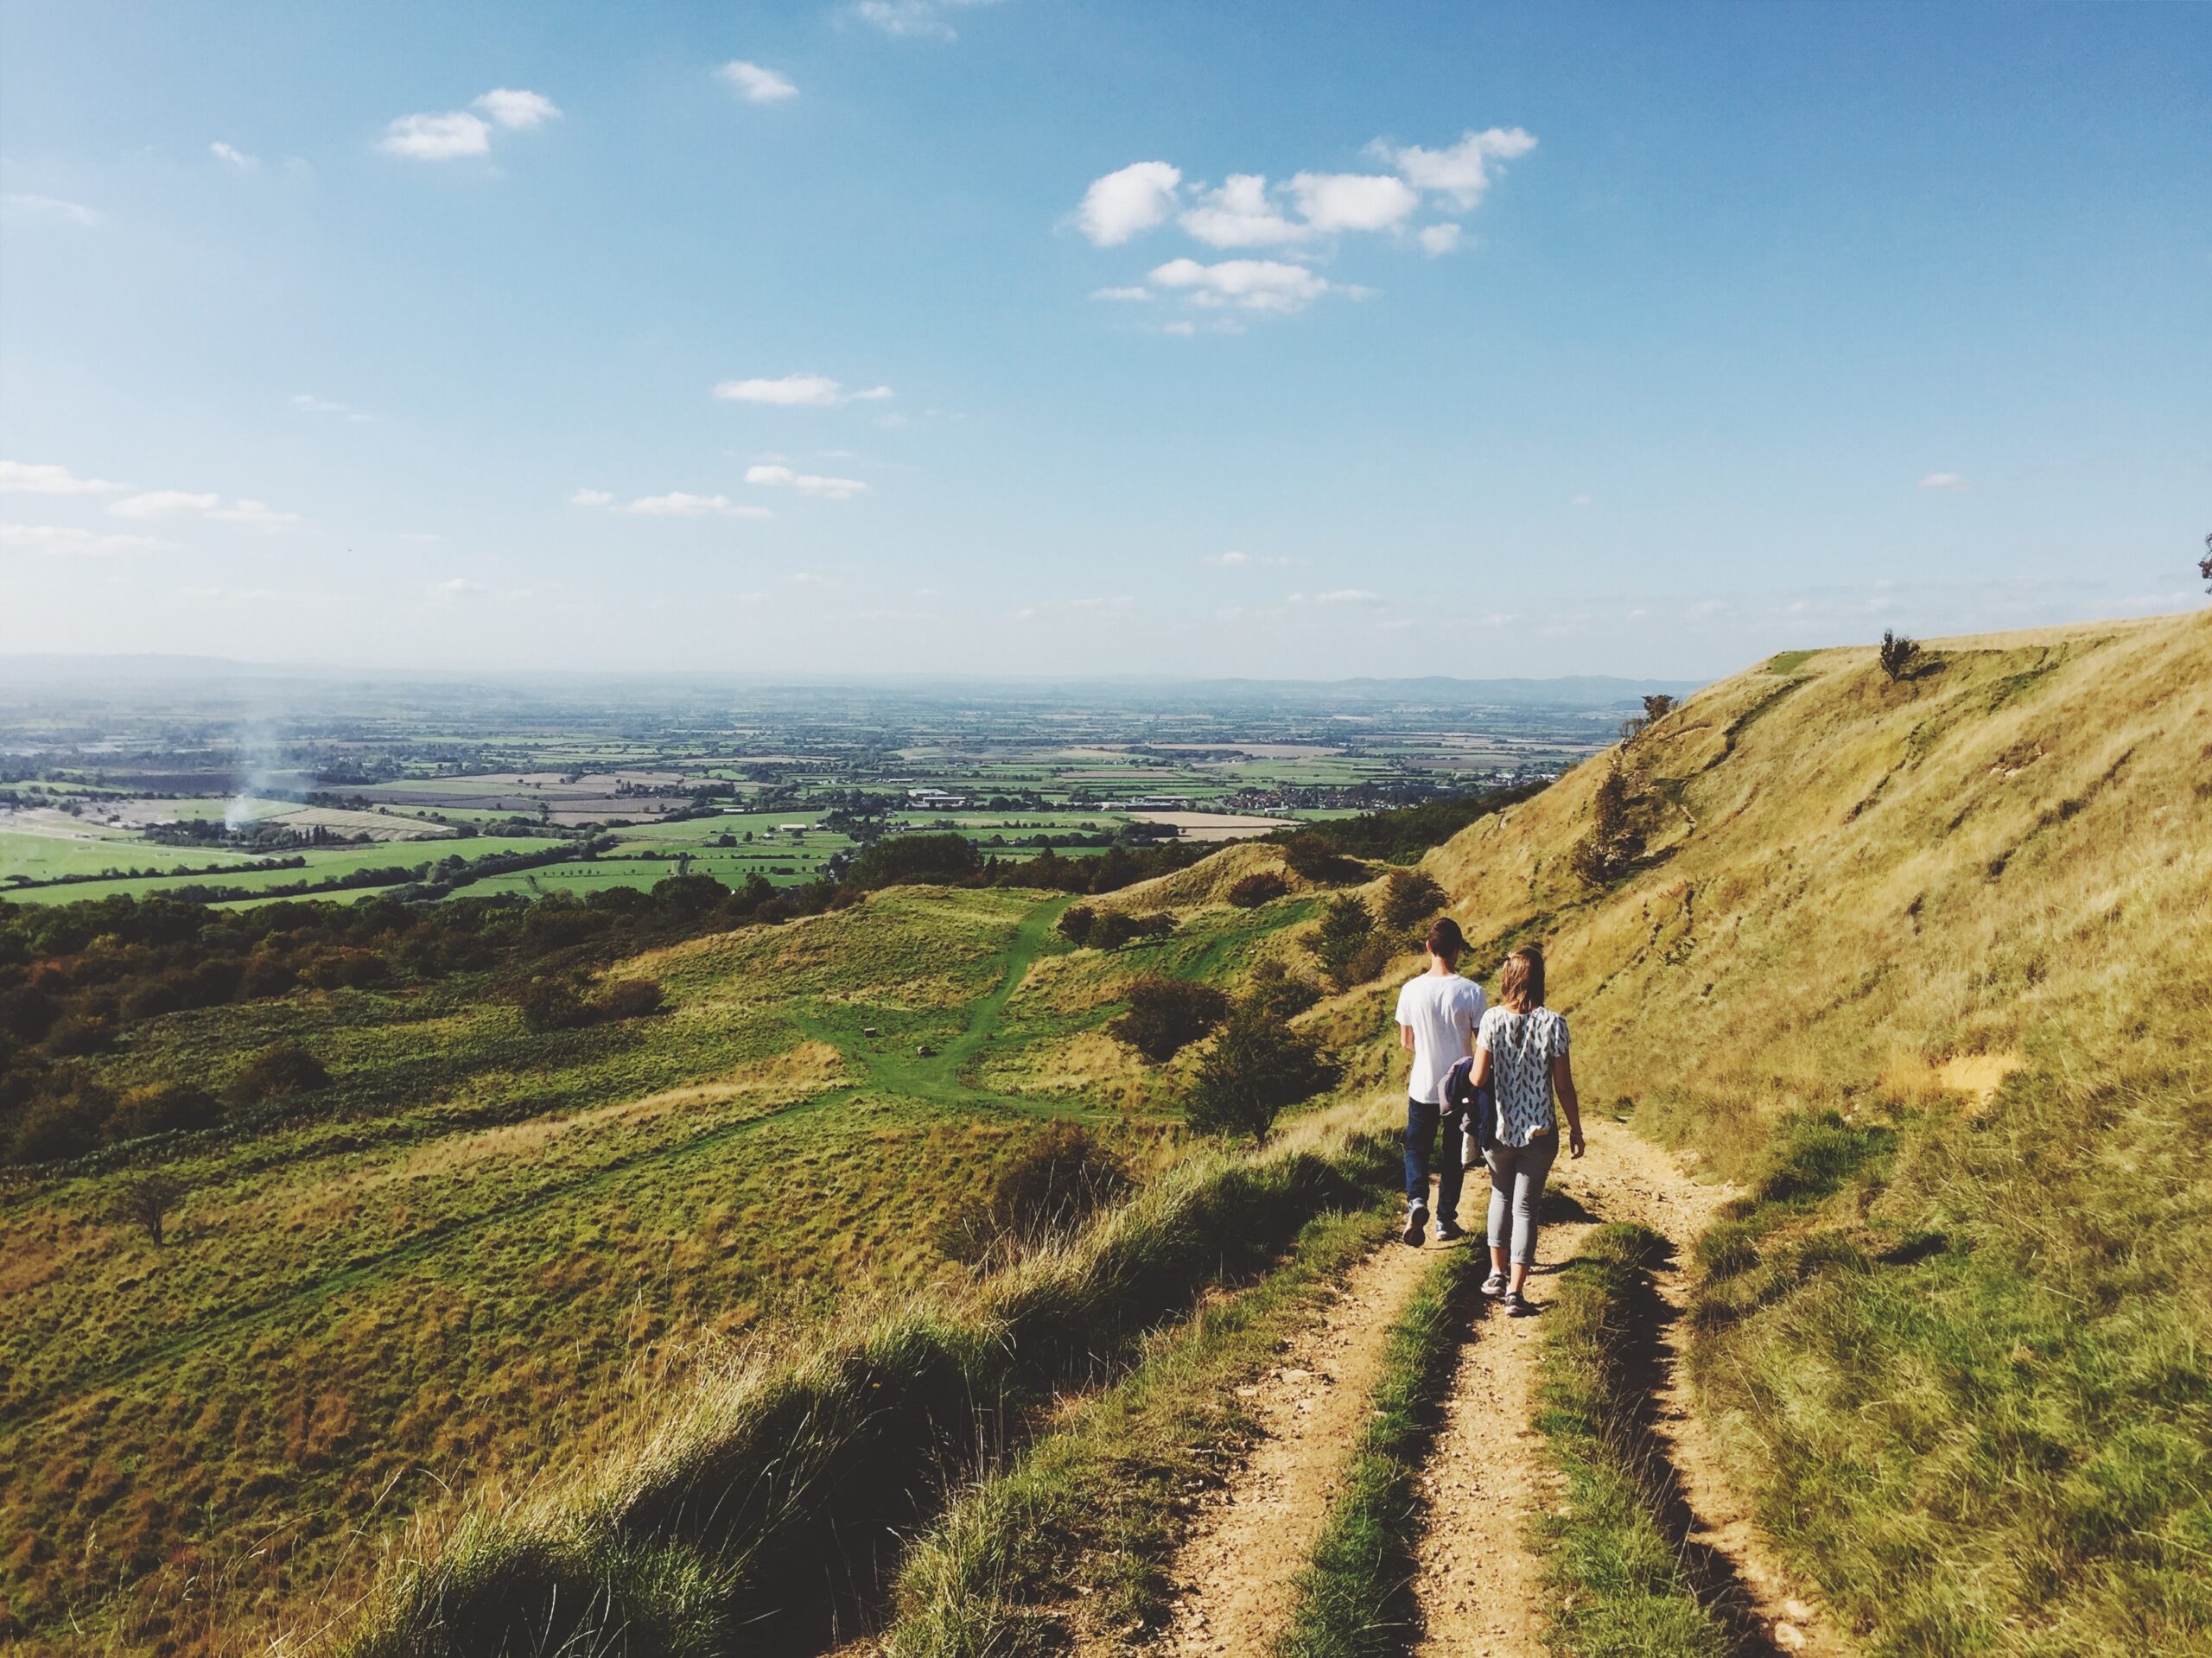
[1504,1290,1540,1318]
[1436,1220,1467,1242]
[1402,1202,1428,1247]
[1480,1270,1508,1299]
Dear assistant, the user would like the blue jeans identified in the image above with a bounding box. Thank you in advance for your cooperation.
[1404,1098,1465,1226]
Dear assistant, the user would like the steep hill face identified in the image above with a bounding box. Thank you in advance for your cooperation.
[1421,610,2210,1653]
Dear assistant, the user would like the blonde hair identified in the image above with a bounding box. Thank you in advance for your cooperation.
[1499,945,1545,1012]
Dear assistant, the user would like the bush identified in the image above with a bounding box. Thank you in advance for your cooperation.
[1281,832,1362,886]
[1377,868,1446,931]
[1245,959,1323,1021]
[1057,905,1096,947]
[1567,764,1646,887]
[1106,975,1230,1064]
[1185,1009,1342,1142]
[1226,870,1290,908]
[227,1043,329,1104]
[939,1121,1133,1261]
[43,1014,115,1058]
[1309,895,1378,989]
[1878,629,1922,682]
[594,979,664,1021]
[518,978,593,1033]
[1087,912,1171,951]
[8,1086,108,1163]
[110,1083,222,1140]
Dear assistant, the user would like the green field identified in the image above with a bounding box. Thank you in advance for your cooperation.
[0,835,567,905]
[0,827,265,884]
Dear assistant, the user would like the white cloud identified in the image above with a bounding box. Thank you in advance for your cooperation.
[0,461,123,495]
[1077,162,1182,246]
[433,577,493,596]
[1161,320,1198,336]
[1288,588,1382,605]
[108,490,299,527]
[718,60,798,102]
[109,491,221,518]
[379,111,492,160]
[1149,257,1332,313]
[621,492,774,518]
[746,464,869,500]
[1014,595,1135,622]
[1090,285,1153,302]
[1,522,178,556]
[211,141,258,168]
[1179,174,1309,248]
[852,0,1000,40]
[291,392,368,421]
[1919,472,1970,490]
[1205,549,1289,568]
[1417,222,1463,256]
[3,194,99,226]
[1375,127,1536,209]
[474,89,561,130]
[1287,171,1419,234]
[714,373,891,406]
[1571,493,1593,507]
[569,488,615,507]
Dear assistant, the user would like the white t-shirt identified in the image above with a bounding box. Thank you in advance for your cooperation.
[1395,972,1488,1105]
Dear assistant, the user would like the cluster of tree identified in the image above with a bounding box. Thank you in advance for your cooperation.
[5,1041,326,1165]
[1268,782,1542,867]
[1567,762,1650,887]
[1185,1004,1342,1142]
[145,819,372,850]
[937,1119,1133,1263]
[1057,905,1178,950]
[5,854,312,893]
[1306,867,1449,989]
[1616,693,1678,745]
[1226,870,1290,907]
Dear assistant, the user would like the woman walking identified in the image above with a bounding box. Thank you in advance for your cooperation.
[1468,945,1585,1314]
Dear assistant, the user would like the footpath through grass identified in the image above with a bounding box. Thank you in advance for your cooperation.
[1533,1223,1732,1658]
[882,1204,1395,1655]
[1273,1241,1478,1658]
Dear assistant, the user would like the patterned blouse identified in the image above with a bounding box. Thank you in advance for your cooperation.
[1477,1005,1571,1147]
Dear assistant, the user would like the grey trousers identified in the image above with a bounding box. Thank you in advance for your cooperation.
[1484,1134,1559,1266]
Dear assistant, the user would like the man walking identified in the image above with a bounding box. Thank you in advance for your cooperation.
[1394,916,1485,1246]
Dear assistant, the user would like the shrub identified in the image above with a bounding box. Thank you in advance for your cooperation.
[1377,867,1446,931]
[1226,870,1290,908]
[110,1083,222,1141]
[594,978,664,1021]
[1107,975,1230,1064]
[113,1173,186,1246]
[227,1043,329,1104]
[43,1014,115,1058]
[1878,629,1922,681]
[1185,1009,1342,1142]
[518,978,593,1033]
[1089,912,1172,951]
[1281,832,1361,886]
[1309,895,1378,988]
[1057,905,1096,947]
[1567,764,1646,887]
[939,1121,1133,1261]
[1245,959,1323,1021]
[8,1086,109,1163]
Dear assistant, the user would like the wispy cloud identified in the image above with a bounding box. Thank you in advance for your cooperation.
[573,489,773,518]
[1014,595,1135,622]
[746,464,870,500]
[1090,285,1153,302]
[108,491,301,527]
[1288,588,1382,605]
[717,60,798,102]
[0,461,123,495]
[1370,128,1535,210]
[713,373,893,406]
[851,0,1001,41]
[1149,258,1332,313]
[211,141,258,168]
[381,90,558,161]
[1205,549,1289,568]
[1918,472,1970,491]
[1,522,179,556]
[292,392,369,422]
[3,194,99,226]
[1416,222,1462,256]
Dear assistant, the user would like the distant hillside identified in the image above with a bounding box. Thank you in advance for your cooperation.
[1414,610,2209,1651]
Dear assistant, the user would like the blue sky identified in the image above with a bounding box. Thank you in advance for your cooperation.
[2,1,2205,678]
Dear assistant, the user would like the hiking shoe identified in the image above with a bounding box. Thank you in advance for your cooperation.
[1402,1203,1428,1247]
[1436,1220,1467,1242]
[1481,1270,1508,1299]
[1504,1291,1541,1318]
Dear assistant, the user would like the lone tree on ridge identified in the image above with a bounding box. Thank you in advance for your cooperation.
[1878,629,1922,682]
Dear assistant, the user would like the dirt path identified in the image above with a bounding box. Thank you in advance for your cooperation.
[1411,1128,1846,1657]
[1152,1230,1440,1657]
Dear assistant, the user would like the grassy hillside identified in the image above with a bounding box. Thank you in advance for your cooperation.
[1417,610,2209,1653]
